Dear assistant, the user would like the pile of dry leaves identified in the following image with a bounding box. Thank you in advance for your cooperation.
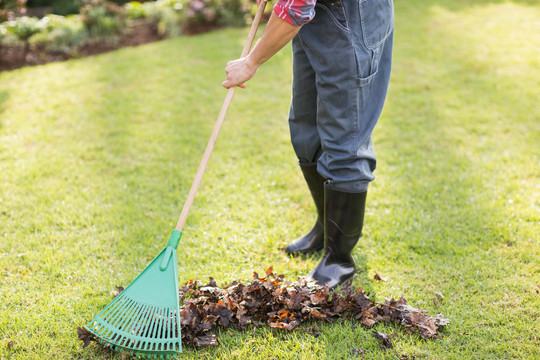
[78,267,449,350]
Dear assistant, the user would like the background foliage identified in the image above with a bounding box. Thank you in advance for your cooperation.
[1,0,256,55]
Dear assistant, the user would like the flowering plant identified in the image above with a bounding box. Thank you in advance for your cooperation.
[0,0,27,22]
[183,0,251,29]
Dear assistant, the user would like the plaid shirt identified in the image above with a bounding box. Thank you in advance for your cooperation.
[274,0,317,26]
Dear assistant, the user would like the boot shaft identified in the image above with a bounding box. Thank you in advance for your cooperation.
[324,185,367,262]
[299,163,326,222]
[284,163,326,255]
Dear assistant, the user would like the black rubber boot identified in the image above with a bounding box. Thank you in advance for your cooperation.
[308,184,367,288]
[285,164,325,255]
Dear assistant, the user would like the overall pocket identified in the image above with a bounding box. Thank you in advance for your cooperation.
[315,0,349,32]
[358,0,394,50]
[354,0,393,86]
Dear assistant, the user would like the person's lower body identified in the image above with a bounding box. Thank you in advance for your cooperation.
[285,0,394,287]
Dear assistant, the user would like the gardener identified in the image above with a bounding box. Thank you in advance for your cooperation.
[223,0,394,288]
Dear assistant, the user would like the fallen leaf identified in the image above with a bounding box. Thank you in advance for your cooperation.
[7,340,16,351]
[401,354,417,360]
[111,286,124,297]
[350,347,366,355]
[435,314,450,327]
[394,303,449,339]
[372,331,393,348]
[76,327,96,348]
[374,272,387,281]
[193,335,218,347]
[304,307,326,320]
[300,326,322,338]
[359,309,377,327]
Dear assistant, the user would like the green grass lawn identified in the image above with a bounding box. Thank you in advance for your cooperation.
[1,0,539,358]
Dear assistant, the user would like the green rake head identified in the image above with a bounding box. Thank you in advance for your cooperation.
[85,230,183,359]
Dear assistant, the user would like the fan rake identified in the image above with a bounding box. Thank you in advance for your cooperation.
[85,230,182,358]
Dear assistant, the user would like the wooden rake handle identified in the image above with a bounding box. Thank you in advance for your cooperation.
[175,1,268,232]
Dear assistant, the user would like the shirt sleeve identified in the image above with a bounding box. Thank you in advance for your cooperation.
[273,0,317,26]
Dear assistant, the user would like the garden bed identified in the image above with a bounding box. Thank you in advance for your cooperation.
[0,18,222,72]
[0,0,253,72]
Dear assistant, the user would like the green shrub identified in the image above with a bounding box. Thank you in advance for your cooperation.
[141,0,182,36]
[216,0,251,27]
[0,22,18,45]
[80,0,125,39]
[30,14,84,54]
[3,15,45,54]
[133,0,252,36]
[4,15,43,40]
[124,0,145,19]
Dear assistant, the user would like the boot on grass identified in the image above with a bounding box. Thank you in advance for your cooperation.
[308,184,367,288]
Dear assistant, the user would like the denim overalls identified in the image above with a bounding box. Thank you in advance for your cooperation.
[288,0,394,192]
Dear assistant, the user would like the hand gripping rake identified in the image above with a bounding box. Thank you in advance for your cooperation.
[84,2,268,358]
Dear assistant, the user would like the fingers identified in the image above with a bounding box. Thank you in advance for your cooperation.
[222,80,246,89]
[222,73,247,89]
[222,57,254,89]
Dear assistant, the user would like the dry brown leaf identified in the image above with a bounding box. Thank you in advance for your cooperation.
[111,286,124,297]
[372,331,393,348]
[193,335,218,347]
[350,347,366,355]
[435,314,450,327]
[359,309,377,328]
[76,326,96,348]
[374,272,387,281]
